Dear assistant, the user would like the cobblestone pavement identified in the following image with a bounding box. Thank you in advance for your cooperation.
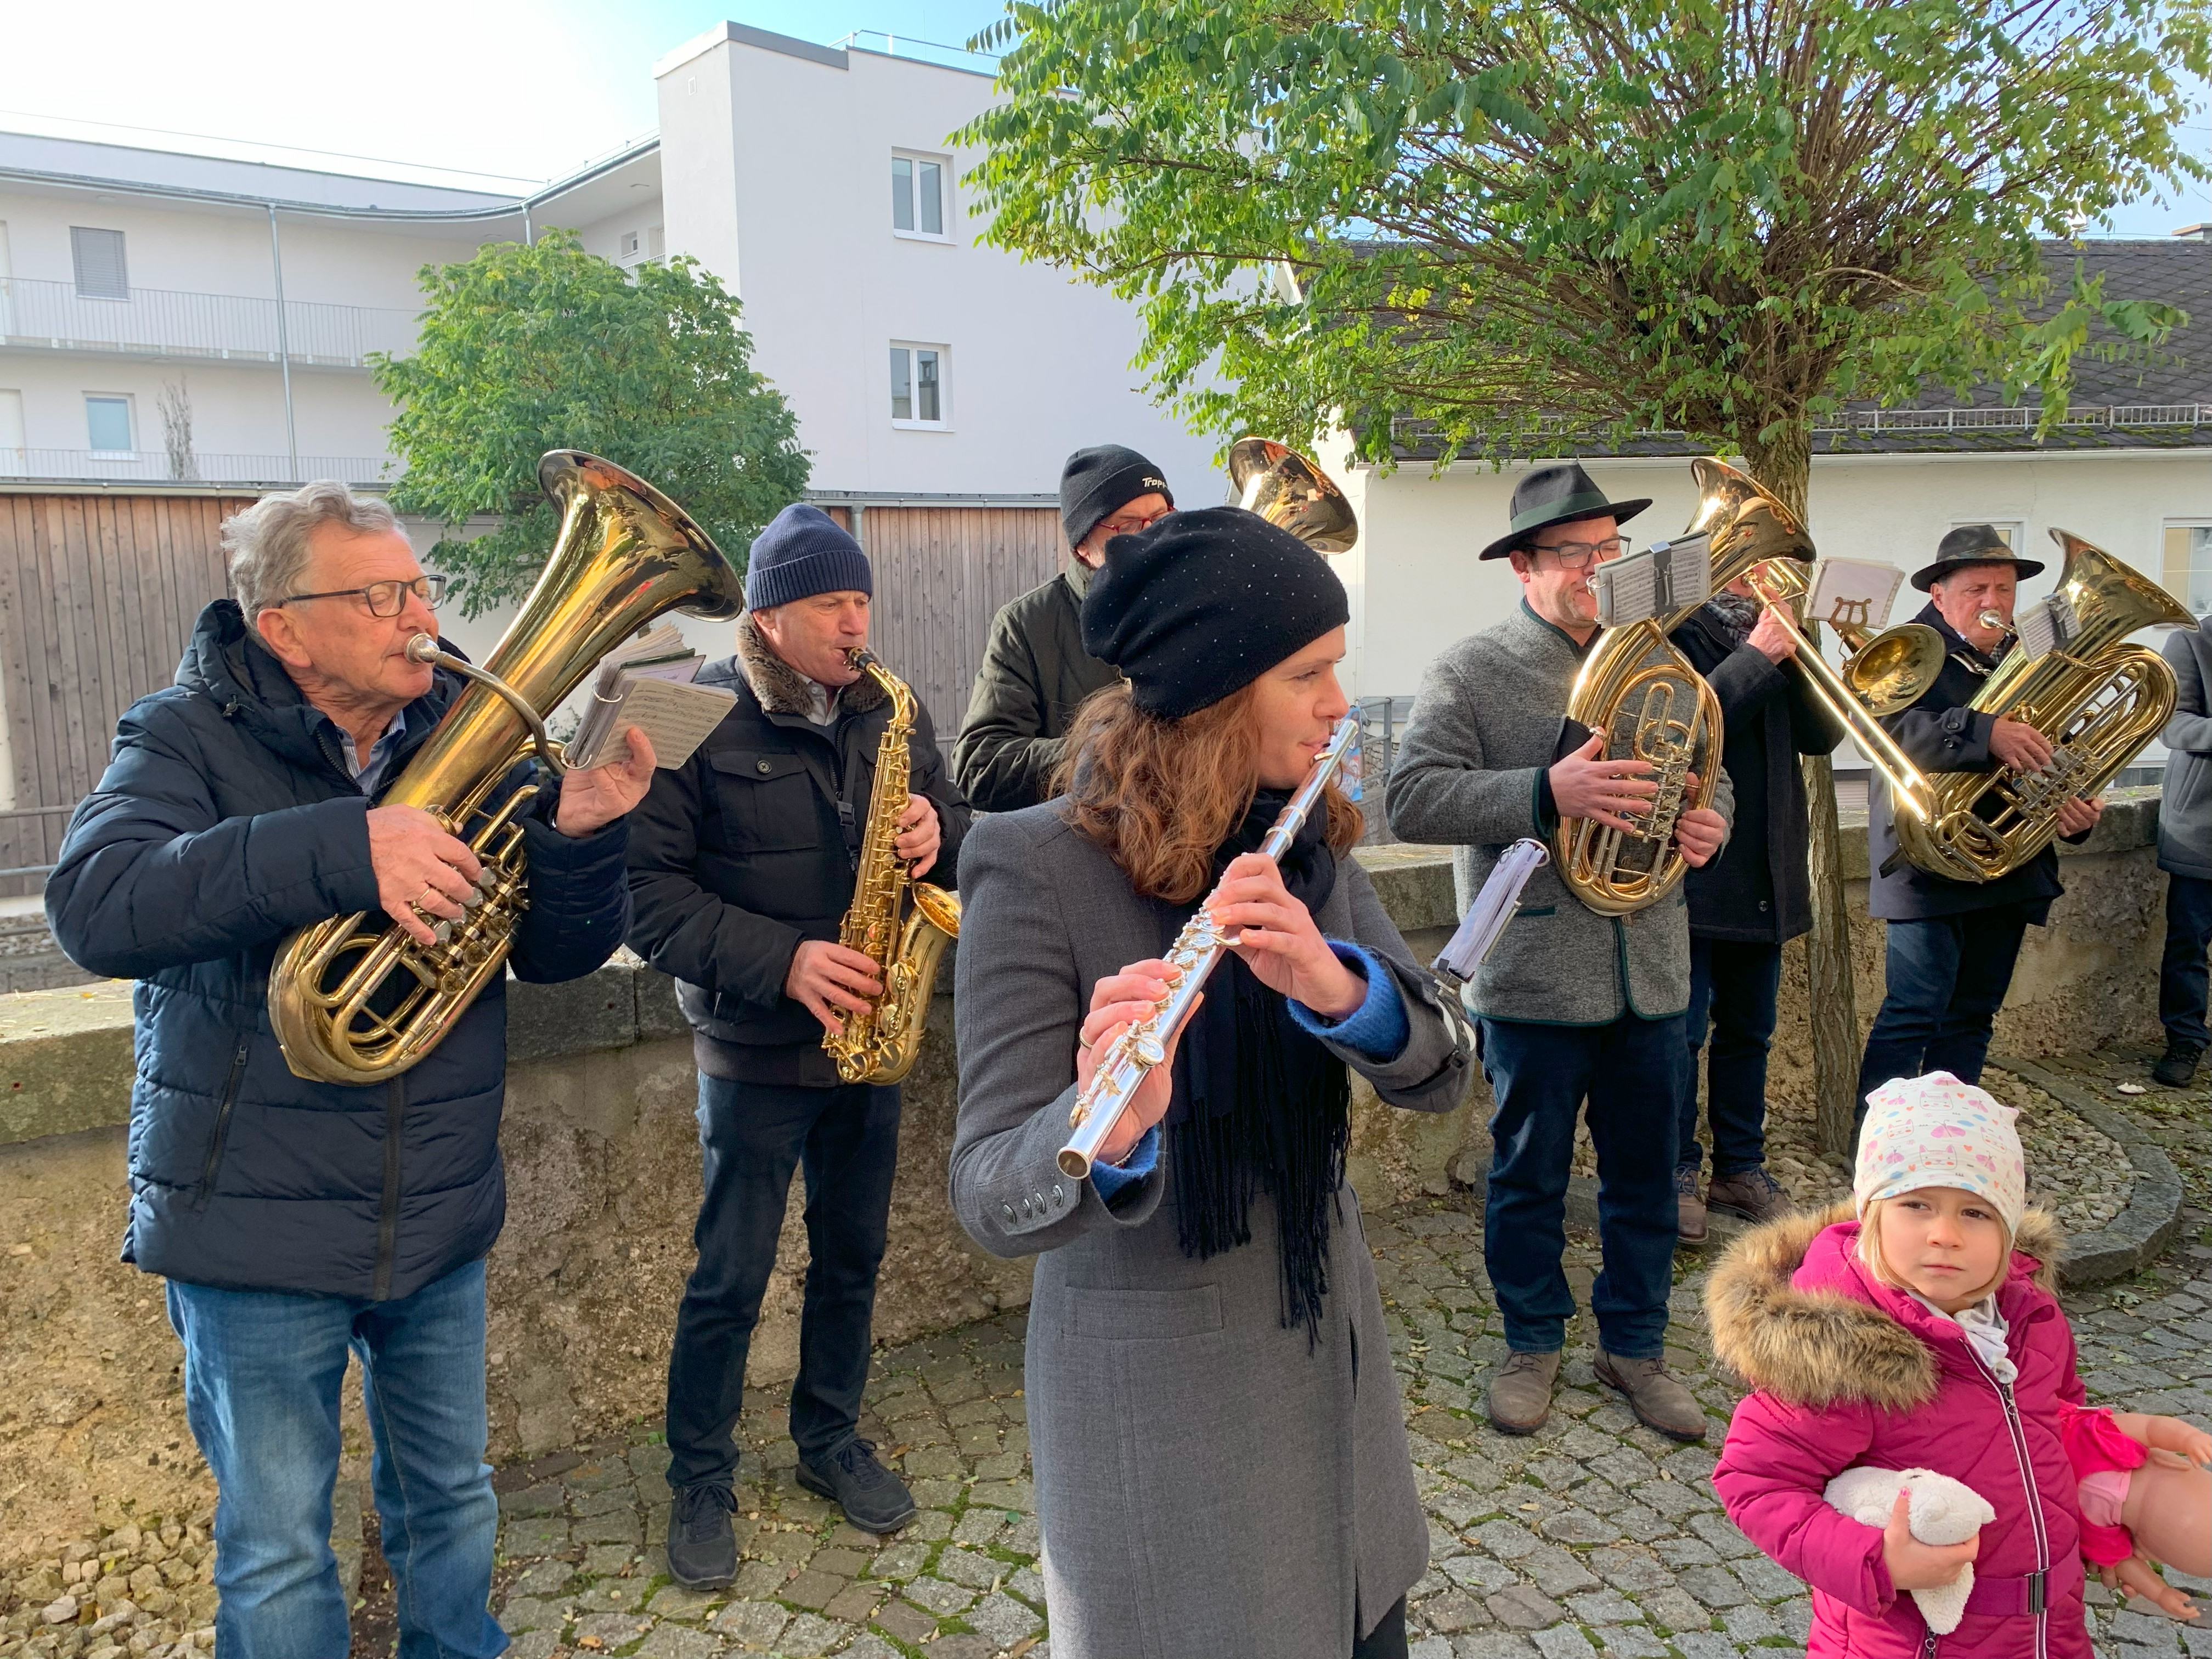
[476,1189,2212,1659]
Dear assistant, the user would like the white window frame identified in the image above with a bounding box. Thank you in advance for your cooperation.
[890,152,952,243]
[889,342,950,430]
[84,392,135,456]
[2164,519,2212,617]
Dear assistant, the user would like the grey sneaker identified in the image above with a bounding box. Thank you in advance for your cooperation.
[795,1438,917,1535]
[1594,1350,1707,1442]
[1485,1349,1562,1436]
[2152,1043,2203,1088]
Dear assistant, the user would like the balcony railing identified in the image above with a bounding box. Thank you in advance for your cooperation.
[1390,403,2211,448]
[0,277,419,369]
[0,448,398,486]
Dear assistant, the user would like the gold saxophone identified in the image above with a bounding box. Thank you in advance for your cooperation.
[1893,529,2192,883]
[822,650,962,1084]
[269,452,745,1084]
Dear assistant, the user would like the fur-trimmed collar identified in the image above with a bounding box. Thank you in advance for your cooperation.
[1704,1200,2064,1412]
[732,612,890,719]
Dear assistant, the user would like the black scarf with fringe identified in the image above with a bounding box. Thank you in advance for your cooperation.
[1159,791,1351,1342]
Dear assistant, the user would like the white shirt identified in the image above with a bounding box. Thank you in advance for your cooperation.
[1912,1290,2017,1384]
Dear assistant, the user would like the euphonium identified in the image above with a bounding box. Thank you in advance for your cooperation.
[1226,437,1358,554]
[822,650,962,1085]
[1894,529,2192,884]
[269,452,746,1084]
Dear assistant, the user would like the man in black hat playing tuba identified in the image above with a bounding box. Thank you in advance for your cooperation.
[1389,460,1729,1445]
[1854,523,2103,1119]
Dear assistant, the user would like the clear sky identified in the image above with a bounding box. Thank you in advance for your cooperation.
[0,1,2202,235]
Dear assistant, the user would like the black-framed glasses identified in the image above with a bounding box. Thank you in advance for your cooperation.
[1529,535,1630,569]
[274,574,447,617]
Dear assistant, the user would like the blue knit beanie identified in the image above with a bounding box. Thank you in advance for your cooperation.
[744,504,872,612]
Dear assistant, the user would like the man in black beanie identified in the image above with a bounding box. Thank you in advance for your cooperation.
[952,444,1173,810]
[625,503,971,1575]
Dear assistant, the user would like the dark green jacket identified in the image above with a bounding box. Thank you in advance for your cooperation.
[952,569,1120,812]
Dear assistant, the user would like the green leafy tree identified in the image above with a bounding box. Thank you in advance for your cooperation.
[374,230,810,614]
[967,0,2208,1148]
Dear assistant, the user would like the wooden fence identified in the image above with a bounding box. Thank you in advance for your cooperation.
[0,492,1066,899]
[0,490,254,898]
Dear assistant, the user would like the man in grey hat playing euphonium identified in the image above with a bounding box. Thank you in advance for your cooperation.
[1853,523,2103,1117]
[1388,460,1730,1443]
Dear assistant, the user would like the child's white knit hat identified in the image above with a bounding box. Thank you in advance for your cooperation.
[1855,1071,2025,1234]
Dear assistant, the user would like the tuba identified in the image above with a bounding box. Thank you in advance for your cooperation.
[1227,437,1358,553]
[1554,458,1814,913]
[1893,529,2192,883]
[269,453,746,1084]
[821,650,962,1084]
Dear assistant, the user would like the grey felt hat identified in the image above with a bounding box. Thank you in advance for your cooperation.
[1479,461,1651,561]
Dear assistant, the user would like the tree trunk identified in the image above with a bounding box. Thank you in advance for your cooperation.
[1742,425,1858,1163]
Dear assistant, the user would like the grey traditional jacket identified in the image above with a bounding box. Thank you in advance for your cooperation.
[950,804,1473,1659]
[1384,601,1731,1025]
[2160,617,2212,881]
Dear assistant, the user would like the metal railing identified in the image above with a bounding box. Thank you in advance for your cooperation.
[0,276,419,369]
[1390,403,2211,447]
[0,449,397,485]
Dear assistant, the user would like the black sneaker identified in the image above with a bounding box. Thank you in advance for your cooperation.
[665,1482,737,1588]
[2152,1044,2204,1088]
[794,1437,917,1534]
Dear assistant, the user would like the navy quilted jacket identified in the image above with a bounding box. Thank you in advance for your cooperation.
[44,600,630,1300]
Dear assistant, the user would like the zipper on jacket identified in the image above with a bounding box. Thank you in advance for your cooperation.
[190,1038,252,1212]
[1921,1632,1938,1658]
[1967,1350,2051,1658]
[372,1077,403,1301]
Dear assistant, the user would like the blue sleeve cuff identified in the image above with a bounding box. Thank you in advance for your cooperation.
[1090,1124,1159,1206]
[1288,941,1410,1062]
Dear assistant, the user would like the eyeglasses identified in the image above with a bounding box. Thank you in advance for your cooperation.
[273,574,447,617]
[1528,535,1630,569]
[1097,506,1175,538]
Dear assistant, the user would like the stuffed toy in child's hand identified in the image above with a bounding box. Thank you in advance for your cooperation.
[1825,1466,1997,1634]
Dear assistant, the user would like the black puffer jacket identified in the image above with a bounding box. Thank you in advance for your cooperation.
[624,615,970,1085]
[1670,605,1842,942]
[951,569,1119,812]
[44,601,631,1300]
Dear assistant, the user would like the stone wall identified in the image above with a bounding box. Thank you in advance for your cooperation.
[0,794,2168,1559]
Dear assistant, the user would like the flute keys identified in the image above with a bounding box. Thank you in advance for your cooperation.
[1135,1034,1166,1066]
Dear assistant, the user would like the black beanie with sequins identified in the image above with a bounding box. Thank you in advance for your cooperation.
[1081,506,1350,718]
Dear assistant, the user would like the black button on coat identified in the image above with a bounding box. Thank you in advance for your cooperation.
[43,601,633,1300]
[624,614,972,1085]
[1669,606,1843,943]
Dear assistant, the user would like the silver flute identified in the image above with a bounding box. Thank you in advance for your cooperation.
[1057,714,1363,1180]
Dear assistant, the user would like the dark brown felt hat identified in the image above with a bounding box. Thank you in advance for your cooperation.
[1909,523,2046,591]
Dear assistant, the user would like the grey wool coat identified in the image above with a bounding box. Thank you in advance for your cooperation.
[2159,617,2212,881]
[1384,601,1731,1025]
[950,804,1475,1659]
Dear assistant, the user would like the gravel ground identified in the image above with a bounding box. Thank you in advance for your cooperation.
[0,1517,217,1658]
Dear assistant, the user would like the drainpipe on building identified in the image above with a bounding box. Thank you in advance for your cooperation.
[849,503,866,552]
[267,205,299,482]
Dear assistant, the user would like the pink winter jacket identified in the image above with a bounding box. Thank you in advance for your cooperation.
[1706,1204,2089,1658]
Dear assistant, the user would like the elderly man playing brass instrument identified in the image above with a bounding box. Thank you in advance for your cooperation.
[45,482,650,1659]
[1853,524,2102,1120]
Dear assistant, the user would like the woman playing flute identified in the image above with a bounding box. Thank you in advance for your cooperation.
[950,507,1475,1659]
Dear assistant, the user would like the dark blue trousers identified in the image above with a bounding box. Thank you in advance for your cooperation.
[1477,1013,1684,1359]
[665,1076,901,1491]
[2159,873,2212,1053]
[1677,938,1782,1178]
[1855,904,2032,1125]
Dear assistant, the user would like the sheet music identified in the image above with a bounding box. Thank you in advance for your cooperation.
[567,675,736,770]
[1807,558,1906,636]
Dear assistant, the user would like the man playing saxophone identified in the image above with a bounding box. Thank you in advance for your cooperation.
[1855,524,2103,1120]
[1387,461,1728,1446]
[44,482,650,1659]
[625,504,970,1577]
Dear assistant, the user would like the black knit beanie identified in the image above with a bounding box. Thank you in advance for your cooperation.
[1060,444,1173,549]
[1082,507,1349,718]
[744,504,872,611]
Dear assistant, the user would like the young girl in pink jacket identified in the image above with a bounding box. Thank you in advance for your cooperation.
[1706,1074,2090,1657]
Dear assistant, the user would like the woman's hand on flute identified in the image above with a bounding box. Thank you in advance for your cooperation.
[1078,959,1199,1168]
[1211,853,1364,1018]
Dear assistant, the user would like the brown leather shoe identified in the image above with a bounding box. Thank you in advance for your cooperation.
[1485,1349,1562,1436]
[1705,1166,1792,1225]
[1594,1350,1708,1442]
[1674,1165,1708,1243]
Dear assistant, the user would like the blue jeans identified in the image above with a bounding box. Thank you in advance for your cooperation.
[1677,938,1782,1178]
[1478,1014,1684,1358]
[2159,873,2212,1052]
[165,1259,503,1659]
[665,1076,901,1491]
[1855,904,2032,1125]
